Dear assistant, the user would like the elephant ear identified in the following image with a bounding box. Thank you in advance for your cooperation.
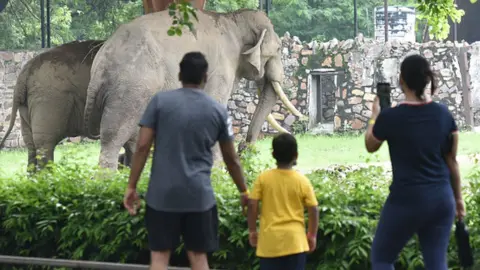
[242,29,267,76]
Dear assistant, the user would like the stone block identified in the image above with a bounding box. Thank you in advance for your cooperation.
[348,97,362,105]
[364,93,375,101]
[334,54,343,67]
[423,49,433,59]
[297,57,306,66]
[351,118,365,130]
[301,50,312,56]
[361,110,372,118]
[0,52,13,61]
[334,115,341,128]
[284,114,296,126]
[246,103,256,114]
[352,89,364,96]
[228,100,237,109]
[321,57,332,67]
[233,126,240,134]
[352,104,362,113]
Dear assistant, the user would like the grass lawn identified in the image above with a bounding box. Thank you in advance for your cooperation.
[1,132,480,177]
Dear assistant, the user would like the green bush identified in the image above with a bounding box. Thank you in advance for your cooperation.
[0,145,479,269]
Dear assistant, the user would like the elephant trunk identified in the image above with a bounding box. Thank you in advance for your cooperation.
[245,80,304,144]
[246,81,279,143]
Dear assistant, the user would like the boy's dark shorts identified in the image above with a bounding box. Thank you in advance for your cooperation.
[259,253,307,270]
[145,204,219,252]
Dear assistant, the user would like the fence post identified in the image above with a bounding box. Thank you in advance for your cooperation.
[458,46,474,127]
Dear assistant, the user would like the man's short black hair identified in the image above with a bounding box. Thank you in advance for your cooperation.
[272,133,298,164]
[179,52,208,85]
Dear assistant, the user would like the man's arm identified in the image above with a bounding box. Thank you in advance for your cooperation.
[217,112,247,193]
[127,95,158,189]
[219,140,248,193]
[127,126,155,189]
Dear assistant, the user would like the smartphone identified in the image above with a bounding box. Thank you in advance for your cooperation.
[376,82,392,111]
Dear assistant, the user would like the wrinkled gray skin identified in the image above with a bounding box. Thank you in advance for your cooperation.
[0,40,132,171]
[84,9,297,170]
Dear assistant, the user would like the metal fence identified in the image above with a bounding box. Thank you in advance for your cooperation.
[0,255,196,270]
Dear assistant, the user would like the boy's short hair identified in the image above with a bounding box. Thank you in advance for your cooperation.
[272,133,298,164]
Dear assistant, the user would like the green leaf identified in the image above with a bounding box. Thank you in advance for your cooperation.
[167,28,176,36]
[175,28,183,36]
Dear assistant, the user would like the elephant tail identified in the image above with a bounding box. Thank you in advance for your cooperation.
[0,65,29,149]
[83,79,102,140]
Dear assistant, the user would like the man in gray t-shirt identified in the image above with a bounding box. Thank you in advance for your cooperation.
[123,52,248,270]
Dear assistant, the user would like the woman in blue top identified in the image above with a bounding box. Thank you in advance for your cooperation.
[365,54,466,269]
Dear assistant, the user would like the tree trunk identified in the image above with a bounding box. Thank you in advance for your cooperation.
[143,0,205,14]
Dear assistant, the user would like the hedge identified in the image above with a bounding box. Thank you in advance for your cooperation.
[1,144,480,270]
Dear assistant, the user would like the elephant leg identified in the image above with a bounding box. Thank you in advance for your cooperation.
[118,153,126,169]
[117,139,136,169]
[123,138,137,168]
[29,102,69,170]
[19,106,36,172]
[35,145,55,170]
[98,104,141,171]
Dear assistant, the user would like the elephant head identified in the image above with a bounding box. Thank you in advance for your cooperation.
[233,10,304,143]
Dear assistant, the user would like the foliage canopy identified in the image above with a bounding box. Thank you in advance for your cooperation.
[0,0,477,50]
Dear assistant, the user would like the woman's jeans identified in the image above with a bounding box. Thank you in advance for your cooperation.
[371,189,455,270]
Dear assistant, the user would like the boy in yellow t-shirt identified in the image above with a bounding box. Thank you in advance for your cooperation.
[247,133,319,270]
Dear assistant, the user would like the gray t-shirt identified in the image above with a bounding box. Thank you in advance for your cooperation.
[139,88,234,212]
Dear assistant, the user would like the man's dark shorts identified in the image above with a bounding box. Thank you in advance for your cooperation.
[145,204,219,252]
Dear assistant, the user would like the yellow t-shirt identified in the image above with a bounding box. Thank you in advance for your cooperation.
[250,168,318,258]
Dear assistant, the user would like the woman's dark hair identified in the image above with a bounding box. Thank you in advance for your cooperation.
[272,133,298,164]
[400,54,436,99]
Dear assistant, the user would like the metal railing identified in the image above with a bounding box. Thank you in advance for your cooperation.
[0,255,193,270]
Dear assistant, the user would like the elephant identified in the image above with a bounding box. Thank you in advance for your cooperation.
[0,40,132,171]
[83,9,304,170]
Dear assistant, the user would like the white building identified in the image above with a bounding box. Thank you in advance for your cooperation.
[374,6,416,42]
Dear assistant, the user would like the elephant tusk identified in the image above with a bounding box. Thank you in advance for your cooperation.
[267,114,290,133]
[271,81,304,117]
[255,87,290,134]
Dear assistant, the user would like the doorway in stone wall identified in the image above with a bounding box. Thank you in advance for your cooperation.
[308,69,345,134]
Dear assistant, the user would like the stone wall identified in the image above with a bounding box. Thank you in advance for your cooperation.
[1,34,479,148]
[298,36,479,132]
[0,51,44,148]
